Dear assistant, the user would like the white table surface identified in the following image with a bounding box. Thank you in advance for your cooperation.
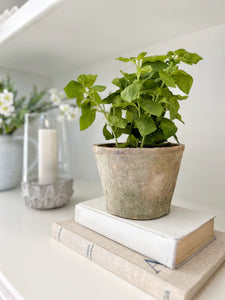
[0,180,225,300]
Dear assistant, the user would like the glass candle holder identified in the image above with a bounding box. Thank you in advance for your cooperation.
[21,113,73,209]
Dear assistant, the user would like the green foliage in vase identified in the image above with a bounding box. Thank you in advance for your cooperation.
[0,76,56,135]
[64,49,202,148]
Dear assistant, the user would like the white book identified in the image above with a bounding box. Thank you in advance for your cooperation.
[75,197,215,269]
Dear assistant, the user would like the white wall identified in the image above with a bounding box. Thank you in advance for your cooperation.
[0,66,51,97]
[52,24,225,207]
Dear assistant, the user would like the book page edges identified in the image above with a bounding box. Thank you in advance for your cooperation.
[176,219,215,266]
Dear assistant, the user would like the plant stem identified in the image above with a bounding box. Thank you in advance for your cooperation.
[100,107,118,147]
[155,82,165,103]
[92,97,119,147]
[140,135,145,148]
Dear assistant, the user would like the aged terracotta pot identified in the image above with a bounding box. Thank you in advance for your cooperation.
[93,143,185,220]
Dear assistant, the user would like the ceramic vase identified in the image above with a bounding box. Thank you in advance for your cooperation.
[0,135,22,191]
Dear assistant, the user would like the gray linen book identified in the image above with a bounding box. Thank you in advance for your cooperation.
[51,220,225,300]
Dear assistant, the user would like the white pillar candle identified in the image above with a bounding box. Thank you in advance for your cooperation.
[38,129,58,185]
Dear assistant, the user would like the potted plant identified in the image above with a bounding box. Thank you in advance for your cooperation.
[64,49,202,219]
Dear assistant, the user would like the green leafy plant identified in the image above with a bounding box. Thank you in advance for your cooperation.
[64,49,202,147]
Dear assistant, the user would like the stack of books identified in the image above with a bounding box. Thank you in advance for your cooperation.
[51,197,225,300]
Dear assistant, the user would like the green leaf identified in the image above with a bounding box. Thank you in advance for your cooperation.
[174,49,186,56]
[102,91,120,104]
[79,109,96,130]
[64,80,85,99]
[175,112,185,124]
[142,61,168,72]
[112,101,135,109]
[142,55,167,63]
[135,115,157,137]
[175,49,203,65]
[140,65,152,73]
[159,96,180,120]
[112,107,122,118]
[173,134,180,144]
[112,78,122,88]
[126,105,139,121]
[76,97,83,107]
[157,86,174,98]
[89,90,102,104]
[77,74,97,87]
[112,77,129,89]
[103,124,114,140]
[144,129,167,146]
[172,70,193,94]
[176,94,188,100]
[160,118,177,139]
[142,79,158,90]
[92,85,106,91]
[115,57,130,62]
[110,116,128,129]
[112,126,124,138]
[126,110,133,122]
[112,95,123,106]
[121,80,142,103]
[137,52,147,60]
[159,70,176,87]
[167,51,174,58]
[81,99,92,113]
[126,134,139,147]
[139,99,163,116]
[120,71,137,83]
[169,98,180,120]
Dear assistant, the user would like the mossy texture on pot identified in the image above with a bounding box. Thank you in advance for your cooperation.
[94,144,184,219]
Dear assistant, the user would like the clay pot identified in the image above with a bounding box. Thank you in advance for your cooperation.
[93,144,184,220]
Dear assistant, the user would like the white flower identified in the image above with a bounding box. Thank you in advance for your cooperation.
[66,106,79,120]
[0,89,14,106]
[50,93,61,105]
[0,104,14,117]
[59,104,70,113]
[59,90,66,100]
[49,88,66,104]
[59,105,79,121]
[49,88,58,95]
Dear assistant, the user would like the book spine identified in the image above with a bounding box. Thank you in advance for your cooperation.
[75,204,177,269]
[51,222,186,300]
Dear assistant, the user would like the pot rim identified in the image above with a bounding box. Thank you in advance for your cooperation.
[93,143,185,153]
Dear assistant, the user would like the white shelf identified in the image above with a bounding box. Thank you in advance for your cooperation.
[0,0,224,77]
[0,181,225,300]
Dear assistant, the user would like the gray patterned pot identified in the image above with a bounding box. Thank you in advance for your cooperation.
[0,135,23,191]
[93,143,185,220]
